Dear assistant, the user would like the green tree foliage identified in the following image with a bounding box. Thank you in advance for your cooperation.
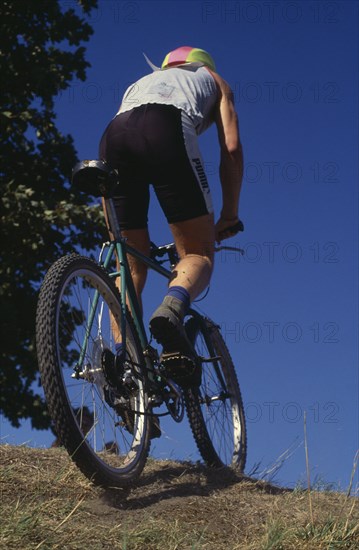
[0,0,106,429]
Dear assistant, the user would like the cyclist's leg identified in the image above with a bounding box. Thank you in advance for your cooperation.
[101,198,150,313]
[168,213,215,301]
[149,214,214,359]
[147,108,215,357]
[120,228,151,313]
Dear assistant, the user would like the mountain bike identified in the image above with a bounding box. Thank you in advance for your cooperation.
[36,160,247,487]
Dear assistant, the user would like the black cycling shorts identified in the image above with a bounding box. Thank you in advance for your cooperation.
[98,104,213,230]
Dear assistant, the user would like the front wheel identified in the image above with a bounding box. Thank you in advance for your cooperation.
[36,254,151,486]
[184,315,247,471]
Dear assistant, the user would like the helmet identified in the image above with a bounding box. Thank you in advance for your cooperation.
[161,46,216,71]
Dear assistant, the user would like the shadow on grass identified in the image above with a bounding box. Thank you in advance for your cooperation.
[100,461,292,511]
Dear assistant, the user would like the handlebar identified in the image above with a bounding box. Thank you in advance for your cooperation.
[150,218,244,263]
[150,240,245,266]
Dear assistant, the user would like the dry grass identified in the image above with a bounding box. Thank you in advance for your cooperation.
[0,444,358,549]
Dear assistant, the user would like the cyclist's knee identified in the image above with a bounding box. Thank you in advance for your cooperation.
[183,253,213,276]
[176,239,215,264]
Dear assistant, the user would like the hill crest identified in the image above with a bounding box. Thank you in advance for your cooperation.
[1,444,357,549]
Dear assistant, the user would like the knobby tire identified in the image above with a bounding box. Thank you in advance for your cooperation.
[36,254,151,487]
[184,315,247,471]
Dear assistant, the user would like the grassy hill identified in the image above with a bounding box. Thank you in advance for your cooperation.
[0,444,358,549]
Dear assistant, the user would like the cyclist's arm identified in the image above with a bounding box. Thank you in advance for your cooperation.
[208,70,243,224]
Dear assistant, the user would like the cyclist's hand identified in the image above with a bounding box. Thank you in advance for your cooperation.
[215,216,244,243]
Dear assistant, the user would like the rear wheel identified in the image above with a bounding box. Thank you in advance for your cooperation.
[184,315,246,471]
[36,254,151,486]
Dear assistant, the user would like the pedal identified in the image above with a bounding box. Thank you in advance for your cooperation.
[161,352,195,368]
[160,352,201,388]
[161,351,189,361]
[199,355,222,362]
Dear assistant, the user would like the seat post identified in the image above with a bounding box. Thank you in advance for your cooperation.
[104,197,122,241]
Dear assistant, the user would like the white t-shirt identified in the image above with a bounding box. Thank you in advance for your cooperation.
[117,65,218,135]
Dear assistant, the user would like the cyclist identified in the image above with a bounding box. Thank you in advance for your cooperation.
[99,46,244,383]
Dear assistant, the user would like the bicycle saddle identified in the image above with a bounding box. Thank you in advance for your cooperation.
[71,160,118,198]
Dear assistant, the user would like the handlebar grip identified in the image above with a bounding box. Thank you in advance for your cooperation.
[230,219,244,232]
[219,219,244,237]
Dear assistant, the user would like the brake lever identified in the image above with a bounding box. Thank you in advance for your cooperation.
[215,245,245,255]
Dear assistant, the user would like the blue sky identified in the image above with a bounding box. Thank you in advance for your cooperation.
[1,0,358,490]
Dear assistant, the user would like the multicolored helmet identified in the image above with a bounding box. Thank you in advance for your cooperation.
[161,46,216,71]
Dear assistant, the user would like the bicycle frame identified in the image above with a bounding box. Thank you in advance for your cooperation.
[76,196,176,382]
[100,237,172,348]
